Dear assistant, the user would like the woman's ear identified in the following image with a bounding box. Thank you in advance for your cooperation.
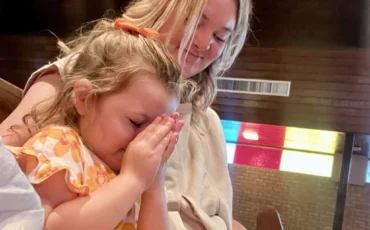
[73,78,93,116]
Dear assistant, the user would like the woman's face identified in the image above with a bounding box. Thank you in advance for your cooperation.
[159,0,238,79]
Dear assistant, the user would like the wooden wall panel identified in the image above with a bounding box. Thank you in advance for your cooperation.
[248,0,366,48]
[0,78,22,123]
[0,0,130,35]
[1,0,370,134]
[0,0,131,88]
[213,48,370,134]
[0,35,58,88]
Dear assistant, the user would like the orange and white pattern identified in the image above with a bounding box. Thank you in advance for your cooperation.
[6,125,136,230]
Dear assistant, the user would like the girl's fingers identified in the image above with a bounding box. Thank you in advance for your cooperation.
[162,132,178,162]
[153,131,172,156]
[173,120,184,134]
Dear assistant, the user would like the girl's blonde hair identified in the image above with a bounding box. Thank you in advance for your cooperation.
[123,0,252,110]
[23,19,181,133]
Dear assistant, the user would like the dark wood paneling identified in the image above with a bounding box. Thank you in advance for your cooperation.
[0,0,131,88]
[0,0,129,36]
[0,78,22,122]
[0,35,59,88]
[214,48,370,134]
[249,0,366,48]
[1,0,370,134]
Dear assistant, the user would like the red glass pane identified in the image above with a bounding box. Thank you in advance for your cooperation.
[234,144,282,169]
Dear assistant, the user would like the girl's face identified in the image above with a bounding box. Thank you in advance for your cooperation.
[159,0,238,79]
[74,74,178,172]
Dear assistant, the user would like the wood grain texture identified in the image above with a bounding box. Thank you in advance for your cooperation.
[248,0,366,48]
[0,78,22,122]
[213,47,370,134]
[1,0,370,134]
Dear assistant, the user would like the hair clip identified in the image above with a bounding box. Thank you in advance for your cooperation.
[113,18,160,38]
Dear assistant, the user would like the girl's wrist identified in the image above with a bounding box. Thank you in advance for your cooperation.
[117,172,146,194]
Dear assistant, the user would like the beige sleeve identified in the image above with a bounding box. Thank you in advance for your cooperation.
[164,104,233,230]
[205,108,233,227]
[175,109,232,229]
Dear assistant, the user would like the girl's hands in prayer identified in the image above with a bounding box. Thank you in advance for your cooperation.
[119,114,181,191]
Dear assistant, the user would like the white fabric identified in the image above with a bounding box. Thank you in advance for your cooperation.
[0,139,44,230]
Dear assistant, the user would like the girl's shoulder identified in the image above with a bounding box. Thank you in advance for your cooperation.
[8,125,115,195]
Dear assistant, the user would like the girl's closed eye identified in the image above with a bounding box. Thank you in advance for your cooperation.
[130,119,142,128]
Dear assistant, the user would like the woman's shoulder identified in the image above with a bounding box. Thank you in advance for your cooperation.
[203,107,222,130]
[24,55,78,96]
[204,107,221,121]
[188,107,223,138]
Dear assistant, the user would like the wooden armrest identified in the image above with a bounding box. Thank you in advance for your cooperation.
[0,78,22,111]
[257,208,284,230]
[0,78,23,122]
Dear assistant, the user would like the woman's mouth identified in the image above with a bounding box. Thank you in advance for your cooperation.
[183,49,202,63]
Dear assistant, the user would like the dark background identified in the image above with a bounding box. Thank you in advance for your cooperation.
[1,0,370,133]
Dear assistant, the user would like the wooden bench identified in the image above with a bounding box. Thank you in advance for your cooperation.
[0,78,22,123]
[257,208,285,230]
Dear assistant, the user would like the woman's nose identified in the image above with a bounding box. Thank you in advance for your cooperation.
[193,30,213,52]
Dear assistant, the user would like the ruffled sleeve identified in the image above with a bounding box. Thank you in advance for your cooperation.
[7,125,96,195]
[6,125,137,229]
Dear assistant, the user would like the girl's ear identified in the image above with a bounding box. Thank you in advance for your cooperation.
[72,78,93,116]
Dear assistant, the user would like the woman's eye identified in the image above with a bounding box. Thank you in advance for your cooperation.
[214,35,226,43]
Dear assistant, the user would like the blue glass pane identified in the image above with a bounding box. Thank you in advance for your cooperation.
[221,119,241,143]
[367,161,370,183]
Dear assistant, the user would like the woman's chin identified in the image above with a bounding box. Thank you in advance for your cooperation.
[181,66,198,79]
[182,72,192,79]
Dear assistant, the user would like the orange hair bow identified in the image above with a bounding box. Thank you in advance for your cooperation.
[113,18,160,38]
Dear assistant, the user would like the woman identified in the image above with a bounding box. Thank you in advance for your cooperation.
[0,0,252,229]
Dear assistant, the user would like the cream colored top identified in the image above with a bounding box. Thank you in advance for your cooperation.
[25,58,233,230]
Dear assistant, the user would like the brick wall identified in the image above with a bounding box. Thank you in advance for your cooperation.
[343,184,370,230]
[229,164,370,230]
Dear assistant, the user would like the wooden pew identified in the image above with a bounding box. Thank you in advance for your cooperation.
[0,78,22,123]
[256,208,285,230]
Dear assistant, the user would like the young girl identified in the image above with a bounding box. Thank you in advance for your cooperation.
[6,18,184,230]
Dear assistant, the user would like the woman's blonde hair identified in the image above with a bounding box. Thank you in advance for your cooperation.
[23,19,181,133]
[123,0,252,110]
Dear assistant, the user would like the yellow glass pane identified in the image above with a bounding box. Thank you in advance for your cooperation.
[284,127,339,154]
[280,150,334,177]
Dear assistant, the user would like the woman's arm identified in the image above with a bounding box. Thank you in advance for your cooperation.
[36,171,144,230]
[0,71,62,146]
